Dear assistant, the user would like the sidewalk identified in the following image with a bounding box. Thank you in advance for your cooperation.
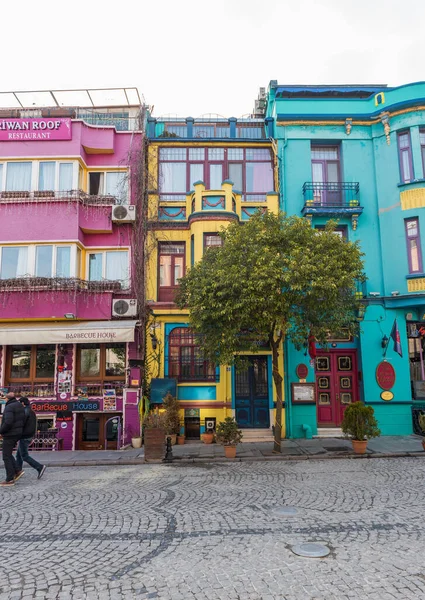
[24,435,425,467]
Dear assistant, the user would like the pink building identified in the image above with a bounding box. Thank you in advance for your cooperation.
[0,88,144,450]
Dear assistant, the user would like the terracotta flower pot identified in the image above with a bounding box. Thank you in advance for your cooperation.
[177,435,185,445]
[351,439,368,454]
[224,445,237,459]
[203,432,214,444]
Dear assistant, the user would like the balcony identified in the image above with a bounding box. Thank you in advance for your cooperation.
[149,117,273,140]
[302,182,362,229]
[0,277,122,293]
[0,189,119,206]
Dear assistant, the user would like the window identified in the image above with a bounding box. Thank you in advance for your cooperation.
[311,145,341,205]
[168,328,215,381]
[398,132,414,184]
[158,147,275,201]
[89,171,128,202]
[315,225,348,240]
[204,233,223,248]
[87,250,129,286]
[405,218,423,273]
[77,343,126,383]
[6,162,32,191]
[0,247,29,278]
[39,162,56,191]
[420,130,425,178]
[0,245,76,280]
[158,243,185,302]
[6,345,55,396]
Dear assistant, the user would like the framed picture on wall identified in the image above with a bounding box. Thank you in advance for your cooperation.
[291,383,315,404]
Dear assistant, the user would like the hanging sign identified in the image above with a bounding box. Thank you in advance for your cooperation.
[380,391,394,401]
[0,118,72,141]
[376,361,396,390]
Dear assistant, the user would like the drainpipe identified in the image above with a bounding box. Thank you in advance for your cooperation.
[284,337,292,438]
[302,423,312,439]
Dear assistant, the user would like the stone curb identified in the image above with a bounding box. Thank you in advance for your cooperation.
[39,451,425,467]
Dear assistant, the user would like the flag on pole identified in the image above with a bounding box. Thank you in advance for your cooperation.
[390,319,403,357]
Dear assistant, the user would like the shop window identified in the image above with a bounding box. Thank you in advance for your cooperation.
[405,218,423,273]
[398,131,414,184]
[77,343,126,392]
[87,250,129,287]
[168,328,215,382]
[158,242,185,302]
[36,416,55,432]
[6,345,55,396]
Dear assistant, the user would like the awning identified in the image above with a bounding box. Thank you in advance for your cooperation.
[0,320,138,345]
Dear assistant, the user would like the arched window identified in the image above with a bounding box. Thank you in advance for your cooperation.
[168,328,215,382]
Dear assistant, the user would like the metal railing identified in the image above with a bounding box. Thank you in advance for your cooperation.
[76,381,125,396]
[6,383,55,398]
[0,277,123,293]
[303,182,360,208]
[0,189,120,205]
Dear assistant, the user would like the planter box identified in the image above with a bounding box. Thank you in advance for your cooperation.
[144,428,166,462]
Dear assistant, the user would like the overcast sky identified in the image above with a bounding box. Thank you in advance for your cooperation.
[2,0,424,118]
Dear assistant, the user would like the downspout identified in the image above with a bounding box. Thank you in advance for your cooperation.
[302,423,312,439]
[284,337,292,438]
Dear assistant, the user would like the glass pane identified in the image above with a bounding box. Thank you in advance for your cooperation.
[59,163,73,191]
[174,256,184,283]
[312,162,324,183]
[407,220,418,237]
[88,254,103,281]
[159,243,185,255]
[56,247,71,278]
[188,148,205,160]
[160,148,186,160]
[401,150,411,182]
[327,162,339,183]
[1,247,28,279]
[159,162,186,193]
[209,164,223,189]
[80,346,101,377]
[205,234,222,247]
[6,162,32,191]
[10,346,31,378]
[105,251,128,283]
[35,345,55,378]
[35,246,53,277]
[311,147,339,160]
[105,171,128,203]
[180,346,192,379]
[38,162,55,191]
[105,344,125,376]
[245,149,271,160]
[228,148,243,160]
[0,164,3,190]
[82,417,100,441]
[399,133,410,149]
[208,148,224,160]
[246,163,273,192]
[160,255,172,286]
[410,239,420,272]
[189,163,204,187]
[229,163,243,190]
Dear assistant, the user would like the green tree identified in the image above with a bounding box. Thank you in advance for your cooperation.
[176,212,365,453]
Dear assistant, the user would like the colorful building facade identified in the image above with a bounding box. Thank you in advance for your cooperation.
[0,89,144,450]
[145,116,283,439]
[265,81,425,437]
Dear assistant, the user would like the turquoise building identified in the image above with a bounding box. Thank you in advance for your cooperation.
[264,81,425,438]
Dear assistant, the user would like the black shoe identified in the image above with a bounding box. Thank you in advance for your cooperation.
[38,465,46,480]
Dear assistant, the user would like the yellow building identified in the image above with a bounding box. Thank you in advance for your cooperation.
[145,116,284,441]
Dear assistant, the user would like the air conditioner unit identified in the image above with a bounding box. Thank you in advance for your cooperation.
[112,298,138,318]
[111,205,136,223]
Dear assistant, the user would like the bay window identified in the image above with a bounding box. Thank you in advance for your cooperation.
[158,147,274,201]
[405,218,423,273]
[88,250,129,287]
[168,328,215,382]
[158,242,185,302]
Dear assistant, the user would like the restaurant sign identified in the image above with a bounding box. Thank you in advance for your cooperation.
[376,361,396,391]
[0,118,72,141]
[31,400,100,412]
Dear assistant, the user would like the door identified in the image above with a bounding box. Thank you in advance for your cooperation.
[316,351,358,427]
[77,413,121,450]
[311,146,341,206]
[235,356,270,428]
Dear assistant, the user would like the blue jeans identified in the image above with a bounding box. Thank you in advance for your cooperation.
[16,438,42,473]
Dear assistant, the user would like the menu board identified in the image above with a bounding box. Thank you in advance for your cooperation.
[291,383,315,404]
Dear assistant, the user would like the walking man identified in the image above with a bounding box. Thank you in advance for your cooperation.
[16,397,46,480]
[0,392,25,486]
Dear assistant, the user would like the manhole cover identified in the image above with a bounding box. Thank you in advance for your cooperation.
[273,506,298,516]
[291,543,330,558]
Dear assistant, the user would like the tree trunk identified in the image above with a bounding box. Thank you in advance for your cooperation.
[271,342,283,453]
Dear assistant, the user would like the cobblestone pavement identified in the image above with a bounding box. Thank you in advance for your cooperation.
[1,458,425,600]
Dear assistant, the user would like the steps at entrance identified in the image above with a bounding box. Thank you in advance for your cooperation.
[241,429,274,443]
[314,428,344,438]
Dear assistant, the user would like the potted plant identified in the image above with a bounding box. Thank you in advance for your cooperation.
[163,392,180,445]
[143,411,166,462]
[216,417,243,458]
[177,432,185,445]
[127,425,142,449]
[341,401,381,454]
[418,414,425,451]
[203,427,214,444]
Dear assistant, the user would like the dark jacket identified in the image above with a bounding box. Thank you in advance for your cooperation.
[0,398,25,438]
[22,405,37,439]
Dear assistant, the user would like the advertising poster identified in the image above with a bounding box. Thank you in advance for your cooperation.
[103,389,117,411]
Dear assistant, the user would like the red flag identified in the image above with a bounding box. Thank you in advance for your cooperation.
[308,334,317,359]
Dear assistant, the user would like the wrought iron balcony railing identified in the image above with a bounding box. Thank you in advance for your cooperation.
[0,277,123,293]
[303,182,360,208]
[0,189,120,205]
